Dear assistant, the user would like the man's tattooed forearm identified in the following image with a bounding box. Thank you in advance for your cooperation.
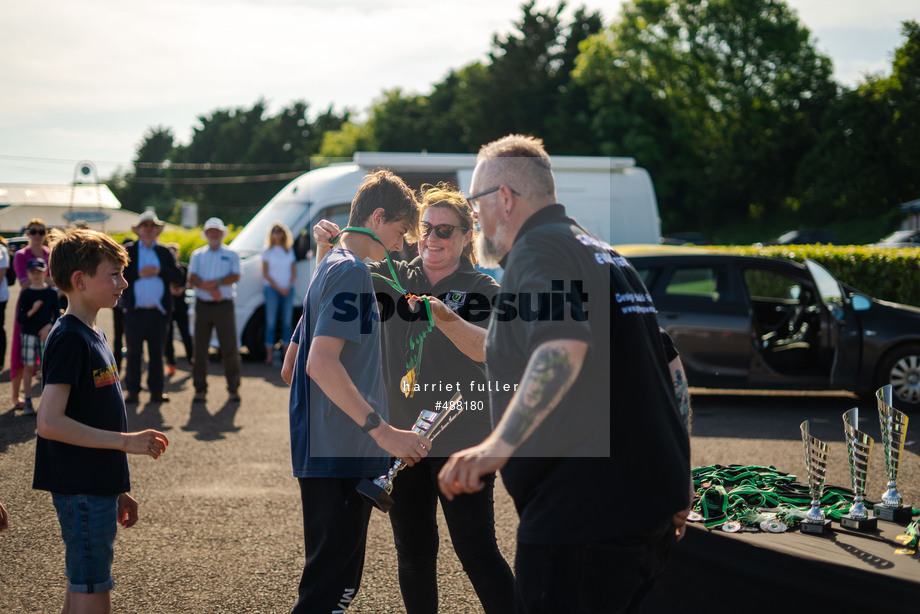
[500,347,575,446]
[673,367,691,434]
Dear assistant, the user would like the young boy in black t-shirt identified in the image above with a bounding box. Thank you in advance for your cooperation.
[33,228,169,614]
[17,258,59,414]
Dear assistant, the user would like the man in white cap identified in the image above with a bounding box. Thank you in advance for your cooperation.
[122,211,183,404]
[188,217,241,402]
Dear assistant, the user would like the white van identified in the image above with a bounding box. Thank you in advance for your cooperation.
[226,151,661,360]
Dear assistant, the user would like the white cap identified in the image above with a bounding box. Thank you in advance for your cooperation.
[201,217,229,239]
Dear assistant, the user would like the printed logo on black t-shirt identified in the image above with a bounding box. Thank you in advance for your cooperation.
[93,364,120,388]
[443,290,467,312]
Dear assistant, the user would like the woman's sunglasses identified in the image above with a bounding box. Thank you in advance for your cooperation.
[28,228,46,236]
[421,222,467,240]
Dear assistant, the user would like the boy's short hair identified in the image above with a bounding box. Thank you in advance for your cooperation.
[348,170,420,241]
[48,228,129,292]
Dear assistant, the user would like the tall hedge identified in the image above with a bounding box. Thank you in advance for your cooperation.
[716,245,920,307]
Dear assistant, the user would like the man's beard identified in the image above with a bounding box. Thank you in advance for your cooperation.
[475,222,508,269]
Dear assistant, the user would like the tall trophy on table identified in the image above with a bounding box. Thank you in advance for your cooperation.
[357,393,465,512]
[840,408,878,531]
[800,420,832,535]
[876,385,912,523]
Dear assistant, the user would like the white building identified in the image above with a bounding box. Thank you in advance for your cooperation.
[0,184,144,234]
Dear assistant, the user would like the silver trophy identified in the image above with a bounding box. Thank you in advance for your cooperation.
[840,408,878,531]
[876,385,912,523]
[800,420,832,535]
[357,392,465,512]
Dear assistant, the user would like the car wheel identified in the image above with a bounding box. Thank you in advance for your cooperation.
[876,344,920,412]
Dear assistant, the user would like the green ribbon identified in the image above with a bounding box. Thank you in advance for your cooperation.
[905,518,919,548]
[330,226,435,375]
[691,464,870,530]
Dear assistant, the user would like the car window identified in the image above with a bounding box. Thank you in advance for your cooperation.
[743,268,803,301]
[295,203,351,258]
[805,260,844,311]
[635,266,657,288]
[665,267,719,300]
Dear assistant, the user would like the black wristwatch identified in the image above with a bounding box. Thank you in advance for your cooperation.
[361,411,383,433]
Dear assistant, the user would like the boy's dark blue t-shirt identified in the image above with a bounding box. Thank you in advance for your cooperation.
[288,248,389,478]
[33,315,130,495]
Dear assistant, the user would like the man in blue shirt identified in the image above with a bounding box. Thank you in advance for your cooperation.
[122,212,183,404]
[188,217,241,403]
[287,170,432,614]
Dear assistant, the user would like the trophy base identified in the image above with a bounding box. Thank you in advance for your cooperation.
[874,505,913,524]
[356,478,394,513]
[840,514,878,532]
[800,518,832,536]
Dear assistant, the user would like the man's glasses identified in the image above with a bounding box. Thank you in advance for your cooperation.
[466,185,520,213]
[28,228,45,236]
[421,222,467,240]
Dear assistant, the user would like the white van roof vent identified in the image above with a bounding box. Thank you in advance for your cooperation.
[354,152,478,171]
[354,151,636,173]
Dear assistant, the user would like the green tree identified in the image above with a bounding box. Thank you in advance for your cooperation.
[444,1,603,152]
[318,120,375,158]
[163,100,349,225]
[365,89,431,152]
[887,21,920,201]
[320,2,603,156]
[574,0,835,231]
[797,21,920,227]
[112,126,176,214]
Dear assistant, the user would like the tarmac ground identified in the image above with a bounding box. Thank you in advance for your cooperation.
[1,285,918,613]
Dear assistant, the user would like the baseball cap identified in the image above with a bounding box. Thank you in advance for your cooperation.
[201,217,229,239]
[27,258,46,271]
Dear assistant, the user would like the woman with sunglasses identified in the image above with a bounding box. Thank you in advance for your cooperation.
[11,219,50,409]
[310,184,514,614]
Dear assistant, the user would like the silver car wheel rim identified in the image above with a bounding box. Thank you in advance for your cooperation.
[889,354,920,404]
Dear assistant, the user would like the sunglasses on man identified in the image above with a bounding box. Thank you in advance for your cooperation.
[421,222,468,240]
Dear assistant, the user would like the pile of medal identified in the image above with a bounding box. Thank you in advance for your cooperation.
[687,464,857,535]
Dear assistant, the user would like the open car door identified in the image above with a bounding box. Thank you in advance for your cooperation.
[804,260,861,387]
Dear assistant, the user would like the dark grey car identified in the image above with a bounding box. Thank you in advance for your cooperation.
[620,246,920,411]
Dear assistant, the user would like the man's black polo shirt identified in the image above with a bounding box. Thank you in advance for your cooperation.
[486,204,690,544]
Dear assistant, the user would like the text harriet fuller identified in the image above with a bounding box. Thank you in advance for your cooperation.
[400,380,519,395]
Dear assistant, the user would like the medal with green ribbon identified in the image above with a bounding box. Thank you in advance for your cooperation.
[330,227,435,398]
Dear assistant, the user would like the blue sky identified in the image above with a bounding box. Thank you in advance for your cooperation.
[0,0,916,185]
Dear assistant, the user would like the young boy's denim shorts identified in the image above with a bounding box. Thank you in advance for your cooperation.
[51,493,118,594]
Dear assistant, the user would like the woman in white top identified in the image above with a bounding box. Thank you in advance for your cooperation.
[261,222,296,364]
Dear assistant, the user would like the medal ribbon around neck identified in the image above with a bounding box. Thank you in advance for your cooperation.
[330,227,434,397]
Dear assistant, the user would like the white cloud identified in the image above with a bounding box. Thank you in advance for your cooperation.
[0,0,913,183]
[787,0,916,30]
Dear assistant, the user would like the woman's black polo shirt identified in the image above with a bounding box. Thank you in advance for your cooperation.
[369,257,499,456]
